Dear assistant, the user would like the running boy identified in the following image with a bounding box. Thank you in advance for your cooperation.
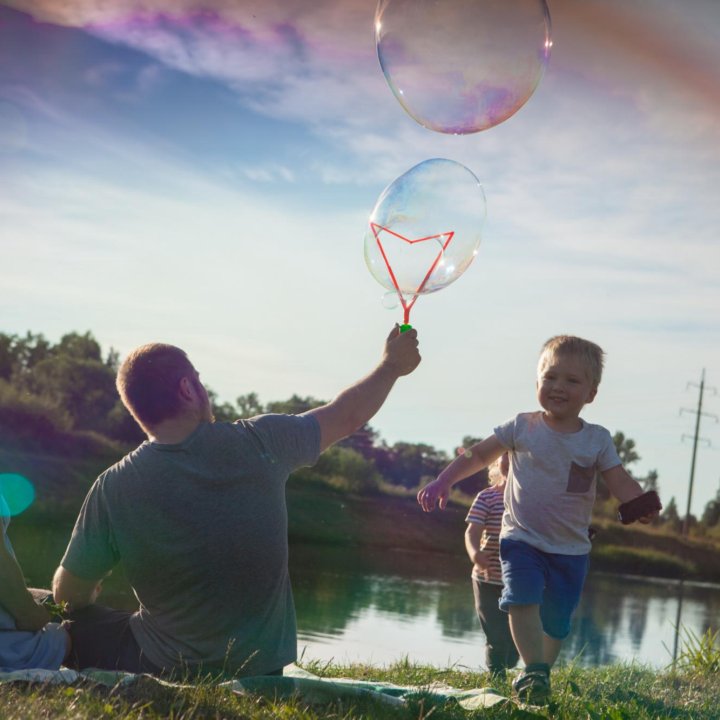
[417,335,658,704]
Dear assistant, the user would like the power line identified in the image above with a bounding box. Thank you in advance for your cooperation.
[679,369,717,536]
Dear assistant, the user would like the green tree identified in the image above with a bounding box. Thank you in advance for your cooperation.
[338,423,381,461]
[454,435,489,496]
[207,388,239,423]
[377,442,448,489]
[236,392,264,418]
[640,469,659,493]
[701,485,720,529]
[598,431,658,501]
[661,496,682,534]
[266,395,324,415]
[0,330,137,442]
[0,334,14,380]
[54,331,102,362]
[21,354,117,431]
[311,446,381,494]
[613,431,640,466]
[104,399,144,444]
[0,331,50,379]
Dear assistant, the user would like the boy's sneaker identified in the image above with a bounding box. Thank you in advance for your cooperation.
[512,664,551,705]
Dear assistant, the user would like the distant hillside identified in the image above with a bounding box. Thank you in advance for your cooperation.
[3,411,719,584]
[0,395,128,514]
[285,482,720,583]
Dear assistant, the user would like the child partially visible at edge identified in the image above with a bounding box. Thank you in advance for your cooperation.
[0,491,70,670]
[465,452,519,677]
[417,335,659,705]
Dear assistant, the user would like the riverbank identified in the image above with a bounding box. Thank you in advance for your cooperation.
[10,477,720,586]
[286,481,720,583]
[1,659,718,719]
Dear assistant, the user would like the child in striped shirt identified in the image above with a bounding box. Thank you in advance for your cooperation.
[465,452,518,676]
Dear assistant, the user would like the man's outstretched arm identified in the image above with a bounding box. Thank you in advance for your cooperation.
[306,325,421,453]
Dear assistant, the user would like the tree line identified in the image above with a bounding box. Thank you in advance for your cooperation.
[0,330,476,494]
[0,330,714,535]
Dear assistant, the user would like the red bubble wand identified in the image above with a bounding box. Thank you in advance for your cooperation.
[369,222,454,332]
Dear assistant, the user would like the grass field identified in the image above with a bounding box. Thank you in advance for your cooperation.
[2,657,719,719]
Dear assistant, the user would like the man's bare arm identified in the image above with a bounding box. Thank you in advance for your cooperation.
[52,566,102,611]
[307,326,421,452]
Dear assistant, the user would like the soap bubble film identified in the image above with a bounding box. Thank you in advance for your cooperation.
[364,158,485,303]
[375,0,552,134]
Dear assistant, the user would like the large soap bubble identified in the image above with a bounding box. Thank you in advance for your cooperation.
[0,474,35,517]
[364,158,485,326]
[375,0,552,134]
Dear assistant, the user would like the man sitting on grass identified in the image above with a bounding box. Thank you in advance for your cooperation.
[53,325,420,678]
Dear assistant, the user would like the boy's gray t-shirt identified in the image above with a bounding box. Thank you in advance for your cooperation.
[494,412,621,555]
[61,414,320,676]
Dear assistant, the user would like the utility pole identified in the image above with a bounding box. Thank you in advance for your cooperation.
[680,370,717,536]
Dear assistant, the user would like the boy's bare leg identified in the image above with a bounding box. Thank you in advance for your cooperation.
[508,604,544,665]
[542,634,562,667]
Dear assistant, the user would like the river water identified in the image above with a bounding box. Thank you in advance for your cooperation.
[15,521,720,671]
[289,544,720,670]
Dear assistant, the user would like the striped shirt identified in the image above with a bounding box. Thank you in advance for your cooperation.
[465,485,505,585]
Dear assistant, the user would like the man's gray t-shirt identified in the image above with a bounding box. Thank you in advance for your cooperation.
[61,414,320,676]
[494,412,621,555]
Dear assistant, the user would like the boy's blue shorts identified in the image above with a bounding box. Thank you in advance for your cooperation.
[499,538,589,640]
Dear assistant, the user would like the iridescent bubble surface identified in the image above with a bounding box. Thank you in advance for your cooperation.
[381,290,402,310]
[375,0,552,134]
[364,158,485,308]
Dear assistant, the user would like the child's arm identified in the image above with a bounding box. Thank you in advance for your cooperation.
[602,465,659,523]
[0,537,51,631]
[465,523,490,570]
[417,435,505,512]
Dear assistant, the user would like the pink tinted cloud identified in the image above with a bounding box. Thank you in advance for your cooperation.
[551,0,720,114]
[8,0,720,144]
[10,1,719,106]
[7,0,382,125]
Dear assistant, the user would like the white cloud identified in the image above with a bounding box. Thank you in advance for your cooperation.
[241,164,295,183]
[3,0,720,514]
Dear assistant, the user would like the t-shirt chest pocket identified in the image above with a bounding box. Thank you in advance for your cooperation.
[566,461,595,493]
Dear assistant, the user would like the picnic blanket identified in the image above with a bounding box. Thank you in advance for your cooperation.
[0,663,509,711]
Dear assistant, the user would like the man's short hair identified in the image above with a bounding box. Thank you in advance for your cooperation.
[116,344,195,430]
[538,335,605,388]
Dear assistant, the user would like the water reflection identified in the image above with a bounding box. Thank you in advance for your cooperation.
[290,545,473,640]
[14,519,720,670]
[290,544,720,669]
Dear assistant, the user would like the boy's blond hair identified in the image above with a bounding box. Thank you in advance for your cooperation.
[487,458,503,486]
[487,452,509,487]
[537,335,605,388]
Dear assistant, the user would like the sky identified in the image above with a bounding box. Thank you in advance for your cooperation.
[1,0,719,516]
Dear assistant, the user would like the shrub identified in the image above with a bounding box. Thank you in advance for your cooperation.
[0,379,72,445]
[294,447,381,495]
[592,544,695,578]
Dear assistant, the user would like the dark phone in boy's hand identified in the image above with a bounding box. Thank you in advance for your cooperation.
[617,490,662,525]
